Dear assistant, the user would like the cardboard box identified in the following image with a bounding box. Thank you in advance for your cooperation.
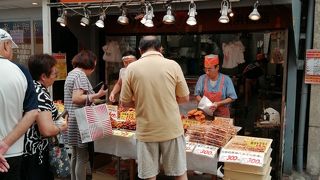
[224,157,272,175]
[219,136,273,167]
[224,167,271,180]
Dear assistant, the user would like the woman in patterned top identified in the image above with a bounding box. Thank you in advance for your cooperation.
[63,50,107,180]
[22,54,68,180]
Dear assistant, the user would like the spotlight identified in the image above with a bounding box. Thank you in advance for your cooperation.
[163,4,175,24]
[56,9,66,27]
[80,9,89,26]
[249,1,261,20]
[95,14,105,28]
[144,5,154,27]
[117,8,129,25]
[186,1,197,26]
[228,2,234,17]
[219,0,229,23]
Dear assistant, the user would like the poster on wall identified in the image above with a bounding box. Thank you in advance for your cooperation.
[52,53,67,81]
[305,49,320,84]
[0,21,31,67]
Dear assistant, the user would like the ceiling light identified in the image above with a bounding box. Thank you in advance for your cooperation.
[249,1,261,20]
[144,4,154,27]
[56,9,66,27]
[228,2,234,17]
[117,7,129,25]
[163,4,175,24]
[80,9,90,26]
[186,1,197,26]
[219,0,229,23]
[32,2,38,5]
[95,14,105,28]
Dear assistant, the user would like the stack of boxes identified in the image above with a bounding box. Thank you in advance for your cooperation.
[219,135,273,180]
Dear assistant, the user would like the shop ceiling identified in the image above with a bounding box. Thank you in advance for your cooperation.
[0,0,292,10]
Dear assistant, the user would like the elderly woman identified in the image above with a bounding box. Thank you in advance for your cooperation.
[63,50,107,180]
[22,54,68,180]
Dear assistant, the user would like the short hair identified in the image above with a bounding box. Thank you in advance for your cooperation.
[72,50,97,69]
[139,36,161,52]
[28,54,57,81]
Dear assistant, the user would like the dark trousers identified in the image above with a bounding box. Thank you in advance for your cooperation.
[0,156,22,180]
[20,151,54,180]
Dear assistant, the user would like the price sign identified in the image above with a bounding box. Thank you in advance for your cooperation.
[219,149,265,167]
[112,130,135,137]
[185,142,197,152]
[107,105,118,120]
[119,111,135,121]
[193,144,218,158]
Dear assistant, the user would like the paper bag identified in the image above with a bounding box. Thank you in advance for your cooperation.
[198,96,214,116]
[75,104,112,143]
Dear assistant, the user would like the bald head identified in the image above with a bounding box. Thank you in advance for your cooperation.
[139,35,161,53]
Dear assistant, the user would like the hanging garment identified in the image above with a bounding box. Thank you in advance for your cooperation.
[222,40,245,69]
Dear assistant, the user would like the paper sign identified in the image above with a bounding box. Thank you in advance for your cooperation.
[305,49,320,84]
[119,111,135,121]
[52,53,67,80]
[186,142,197,152]
[219,149,265,167]
[112,130,135,137]
[193,144,218,158]
[107,105,118,120]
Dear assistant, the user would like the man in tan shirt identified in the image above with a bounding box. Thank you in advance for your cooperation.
[120,36,189,180]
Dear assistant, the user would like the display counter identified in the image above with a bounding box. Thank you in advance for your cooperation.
[94,129,218,175]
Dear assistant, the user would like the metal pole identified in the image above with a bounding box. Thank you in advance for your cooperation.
[296,0,314,173]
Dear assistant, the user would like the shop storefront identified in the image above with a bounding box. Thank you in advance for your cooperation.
[47,0,293,179]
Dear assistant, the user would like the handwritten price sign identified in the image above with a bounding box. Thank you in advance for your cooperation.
[112,130,135,137]
[186,142,196,152]
[193,144,218,158]
[107,105,118,120]
[219,149,265,167]
[119,111,135,121]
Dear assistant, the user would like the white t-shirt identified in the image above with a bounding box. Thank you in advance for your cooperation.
[0,59,27,157]
[119,67,126,79]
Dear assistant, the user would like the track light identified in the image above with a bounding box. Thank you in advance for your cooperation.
[144,4,154,27]
[95,14,105,28]
[163,4,175,24]
[186,1,197,26]
[219,0,229,23]
[80,8,89,26]
[249,0,261,20]
[57,9,66,27]
[117,6,129,25]
[228,1,234,17]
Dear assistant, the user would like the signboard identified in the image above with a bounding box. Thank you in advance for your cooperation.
[219,136,272,167]
[193,144,219,158]
[305,49,320,84]
[119,111,135,121]
[52,53,67,80]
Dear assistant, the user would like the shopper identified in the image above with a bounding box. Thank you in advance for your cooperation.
[0,28,38,179]
[64,50,107,180]
[109,50,137,103]
[120,36,190,180]
[195,54,237,118]
[20,54,68,180]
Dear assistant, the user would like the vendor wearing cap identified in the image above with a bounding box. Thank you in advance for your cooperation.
[195,54,237,118]
[109,50,137,103]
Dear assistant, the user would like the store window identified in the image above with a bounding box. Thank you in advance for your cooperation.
[0,20,43,67]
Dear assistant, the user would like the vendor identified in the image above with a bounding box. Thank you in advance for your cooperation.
[194,54,237,118]
[109,50,137,103]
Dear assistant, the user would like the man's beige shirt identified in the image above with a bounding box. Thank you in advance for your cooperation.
[120,51,189,142]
